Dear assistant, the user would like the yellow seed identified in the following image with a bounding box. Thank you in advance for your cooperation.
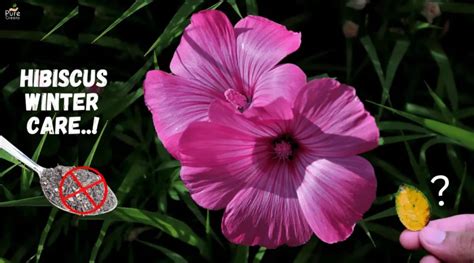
[395,184,431,231]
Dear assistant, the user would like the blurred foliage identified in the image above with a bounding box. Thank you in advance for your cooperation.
[0,0,473,262]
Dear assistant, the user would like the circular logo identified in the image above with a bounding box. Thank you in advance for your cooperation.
[58,166,108,216]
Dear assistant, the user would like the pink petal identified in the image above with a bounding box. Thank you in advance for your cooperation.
[235,16,301,93]
[293,78,379,157]
[252,64,306,107]
[296,156,376,243]
[144,70,218,158]
[179,122,265,209]
[180,166,243,210]
[170,10,243,93]
[222,163,312,248]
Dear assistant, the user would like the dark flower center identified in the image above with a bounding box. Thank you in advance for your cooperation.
[224,89,250,112]
[272,134,299,161]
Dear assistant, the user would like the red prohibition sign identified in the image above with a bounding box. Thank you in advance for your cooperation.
[59,166,108,216]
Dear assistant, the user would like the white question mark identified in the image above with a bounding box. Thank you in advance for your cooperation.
[431,175,449,206]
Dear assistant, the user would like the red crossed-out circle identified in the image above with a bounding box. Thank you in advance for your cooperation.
[59,166,108,216]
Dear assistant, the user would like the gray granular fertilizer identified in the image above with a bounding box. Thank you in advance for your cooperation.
[40,165,116,216]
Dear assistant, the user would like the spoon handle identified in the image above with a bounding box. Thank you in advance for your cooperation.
[0,136,45,175]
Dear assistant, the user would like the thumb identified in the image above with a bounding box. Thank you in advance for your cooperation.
[419,226,474,262]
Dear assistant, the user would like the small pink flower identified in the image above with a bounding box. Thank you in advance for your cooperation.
[343,20,359,38]
[179,78,379,247]
[421,1,441,23]
[144,10,304,158]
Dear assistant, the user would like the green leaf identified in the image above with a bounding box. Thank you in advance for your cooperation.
[227,0,243,18]
[0,185,14,200]
[245,0,258,15]
[145,0,204,56]
[0,30,77,48]
[180,192,223,246]
[440,3,474,14]
[378,121,430,134]
[425,84,455,123]
[293,238,318,263]
[90,156,147,262]
[364,222,400,242]
[371,157,413,184]
[252,247,266,263]
[231,245,249,263]
[371,103,474,150]
[0,163,19,178]
[92,0,154,43]
[41,7,78,41]
[84,122,108,166]
[428,42,458,110]
[137,240,188,263]
[363,207,397,222]
[0,149,20,165]
[35,209,58,263]
[0,196,49,207]
[405,103,444,121]
[21,131,49,193]
[358,221,376,248]
[360,36,385,88]
[379,134,434,145]
[85,207,207,256]
[383,40,410,107]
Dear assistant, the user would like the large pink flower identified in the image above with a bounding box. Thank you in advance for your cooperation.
[144,10,304,158]
[178,78,379,248]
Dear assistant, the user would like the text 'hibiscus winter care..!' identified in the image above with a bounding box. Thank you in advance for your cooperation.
[20,69,108,135]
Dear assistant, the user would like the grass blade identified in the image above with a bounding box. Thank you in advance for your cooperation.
[0,196,49,207]
[21,131,49,194]
[85,207,207,255]
[379,134,434,145]
[377,121,430,134]
[252,247,266,263]
[231,245,249,263]
[35,209,58,263]
[41,7,78,41]
[84,122,108,166]
[92,0,154,44]
[428,41,458,110]
[293,238,318,263]
[363,222,400,242]
[137,240,188,263]
[360,36,385,87]
[383,40,410,106]
[227,0,243,18]
[145,0,204,56]
[358,221,376,248]
[363,207,396,222]
[371,103,474,150]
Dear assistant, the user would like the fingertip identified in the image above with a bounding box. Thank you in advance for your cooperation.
[400,230,421,250]
[419,255,441,263]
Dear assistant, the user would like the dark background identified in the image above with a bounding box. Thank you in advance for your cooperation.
[0,0,473,262]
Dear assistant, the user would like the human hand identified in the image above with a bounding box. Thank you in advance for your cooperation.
[400,214,474,263]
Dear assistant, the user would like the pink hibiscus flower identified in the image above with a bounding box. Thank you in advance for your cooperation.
[144,10,304,158]
[178,78,379,248]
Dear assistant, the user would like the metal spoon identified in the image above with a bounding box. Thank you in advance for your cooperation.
[0,135,117,216]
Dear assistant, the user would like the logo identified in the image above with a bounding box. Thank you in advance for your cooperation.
[5,4,20,20]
